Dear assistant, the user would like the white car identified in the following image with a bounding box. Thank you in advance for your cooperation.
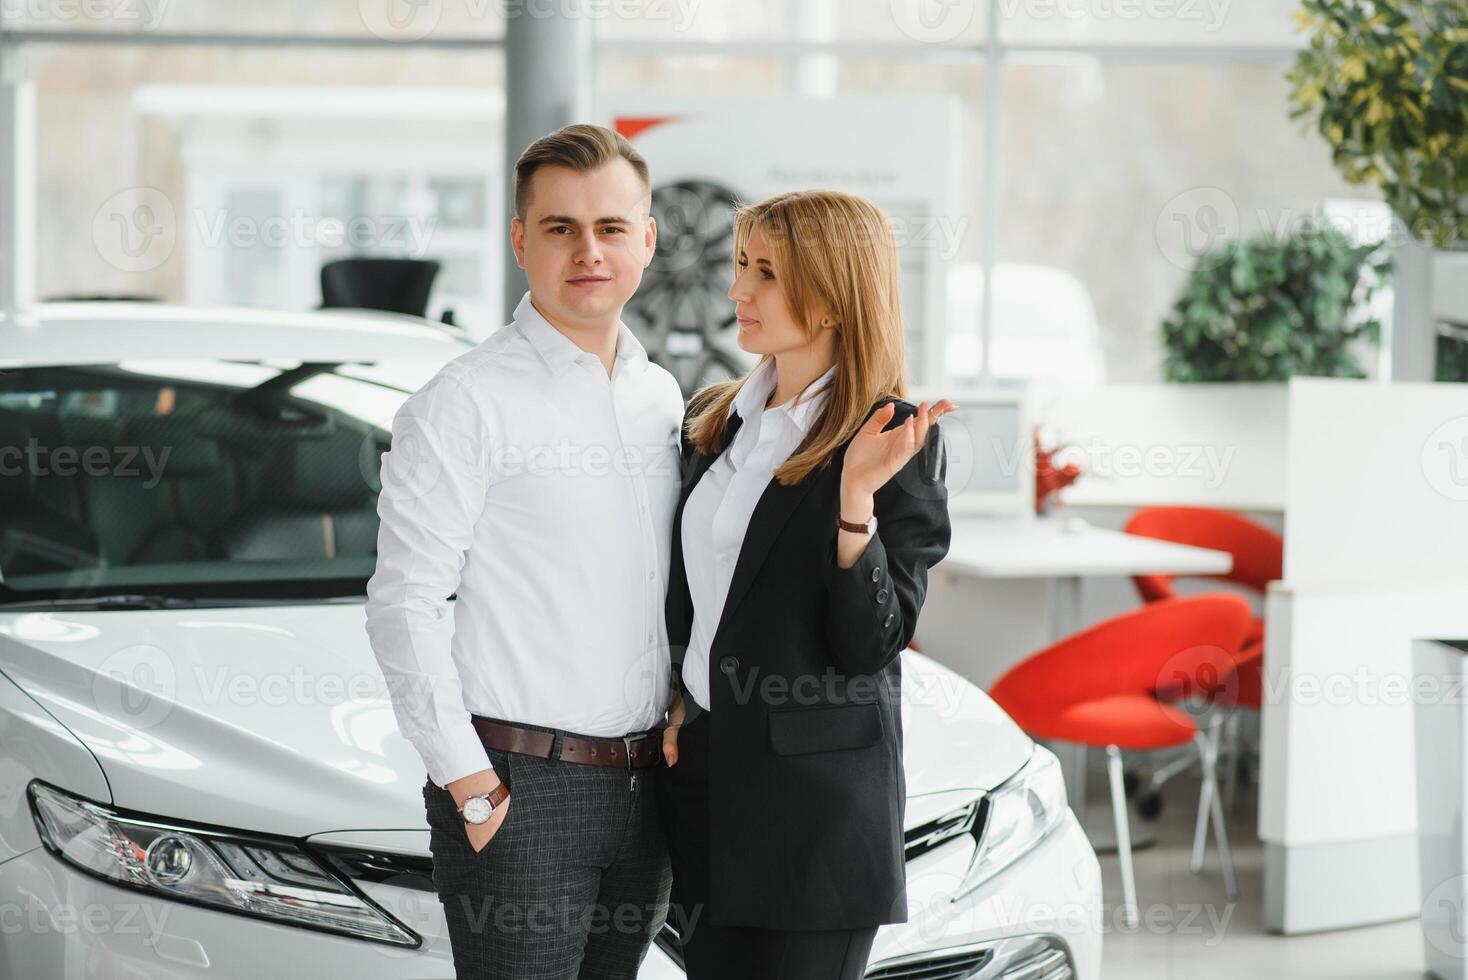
[0,303,1102,979]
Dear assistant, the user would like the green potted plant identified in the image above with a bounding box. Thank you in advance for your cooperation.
[1287,0,1468,248]
[1160,220,1389,382]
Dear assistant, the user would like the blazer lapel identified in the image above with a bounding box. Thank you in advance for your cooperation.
[667,413,744,647]
[713,466,821,641]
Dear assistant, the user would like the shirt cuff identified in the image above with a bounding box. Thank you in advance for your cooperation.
[424,722,494,789]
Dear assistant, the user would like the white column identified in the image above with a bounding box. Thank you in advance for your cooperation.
[0,44,36,314]
[502,6,591,322]
[1388,237,1436,382]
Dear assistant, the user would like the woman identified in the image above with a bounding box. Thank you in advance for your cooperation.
[656,189,954,980]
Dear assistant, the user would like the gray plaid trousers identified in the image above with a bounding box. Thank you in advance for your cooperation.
[423,732,672,980]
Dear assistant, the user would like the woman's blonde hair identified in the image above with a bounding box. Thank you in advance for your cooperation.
[685,189,908,485]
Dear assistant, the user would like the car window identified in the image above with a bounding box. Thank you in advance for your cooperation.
[0,361,422,600]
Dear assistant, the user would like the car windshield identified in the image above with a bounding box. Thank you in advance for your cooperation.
[0,359,437,603]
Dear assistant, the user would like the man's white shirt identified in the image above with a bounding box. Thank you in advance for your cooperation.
[366,292,685,788]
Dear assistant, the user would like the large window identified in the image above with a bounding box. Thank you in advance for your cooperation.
[5,0,1385,381]
[994,57,1368,382]
[15,33,504,336]
[592,0,1382,386]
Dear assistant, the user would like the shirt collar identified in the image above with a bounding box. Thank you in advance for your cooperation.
[513,291,647,376]
[729,359,836,435]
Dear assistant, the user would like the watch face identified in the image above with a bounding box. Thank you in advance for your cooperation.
[462,795,493,825]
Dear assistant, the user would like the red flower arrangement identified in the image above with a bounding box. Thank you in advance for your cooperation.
[1034,430,1081,515]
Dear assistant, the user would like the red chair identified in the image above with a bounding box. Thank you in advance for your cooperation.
[1126,506,1282,812]
[990,594,1254,926]
[1125,506,1282,710]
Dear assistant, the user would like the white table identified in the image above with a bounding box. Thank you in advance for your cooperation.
[931,512,1235,848]
[938,512,1236,641]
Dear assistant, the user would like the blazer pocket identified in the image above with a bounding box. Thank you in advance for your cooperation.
[767,701,882,756]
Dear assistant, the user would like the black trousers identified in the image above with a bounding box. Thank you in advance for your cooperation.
[423,720,671,980]
[657,710,878,980]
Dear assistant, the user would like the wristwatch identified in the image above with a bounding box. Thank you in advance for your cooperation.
[837,513,877,535]
[457,783,511,825]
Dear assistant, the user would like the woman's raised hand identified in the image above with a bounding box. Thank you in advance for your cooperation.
[840,400,956,500]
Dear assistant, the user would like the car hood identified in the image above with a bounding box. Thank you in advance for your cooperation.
[0,604,1031,838]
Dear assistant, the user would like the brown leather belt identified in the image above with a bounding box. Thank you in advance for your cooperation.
[471,716,663,769]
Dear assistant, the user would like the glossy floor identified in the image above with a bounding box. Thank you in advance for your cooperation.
[1078,762,1422,980]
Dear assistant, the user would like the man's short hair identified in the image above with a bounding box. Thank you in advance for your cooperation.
[513,124,651,220]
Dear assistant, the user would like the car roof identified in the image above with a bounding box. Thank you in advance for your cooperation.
[0,302,475,368]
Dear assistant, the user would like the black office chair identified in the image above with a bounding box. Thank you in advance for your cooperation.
[319,258,440,318]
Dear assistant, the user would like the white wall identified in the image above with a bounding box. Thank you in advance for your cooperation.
[1260,378,1468,933]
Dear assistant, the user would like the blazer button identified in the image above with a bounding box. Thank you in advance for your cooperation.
[719,655,739,675]
[883,613,896,628]
[871,566,882,583]
[875,588,890,604]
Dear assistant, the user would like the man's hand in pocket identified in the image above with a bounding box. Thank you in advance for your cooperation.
[464,794,512,853]
[447,768,512,854]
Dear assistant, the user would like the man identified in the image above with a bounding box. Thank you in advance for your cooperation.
[366,124,685,980]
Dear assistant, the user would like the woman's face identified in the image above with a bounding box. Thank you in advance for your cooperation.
[728,227,821,357]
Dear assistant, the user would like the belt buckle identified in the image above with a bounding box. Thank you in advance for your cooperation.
[622,733,648,769]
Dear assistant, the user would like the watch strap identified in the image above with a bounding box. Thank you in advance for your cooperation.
[457,781,510,815]
[837,514,875,534]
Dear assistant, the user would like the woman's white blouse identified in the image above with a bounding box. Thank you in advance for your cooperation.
[679,359,837,712]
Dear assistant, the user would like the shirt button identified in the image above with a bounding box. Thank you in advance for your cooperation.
[871,567,882,583]
[876,588,890,604]
[719,655,739,675]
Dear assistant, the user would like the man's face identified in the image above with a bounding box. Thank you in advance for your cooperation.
[510,160,656,330]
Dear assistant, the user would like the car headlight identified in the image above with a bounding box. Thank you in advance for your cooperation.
[959,745,1068,897]
[27,781,419,947]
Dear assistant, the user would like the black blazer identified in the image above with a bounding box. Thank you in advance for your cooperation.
[665,395,951,931]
